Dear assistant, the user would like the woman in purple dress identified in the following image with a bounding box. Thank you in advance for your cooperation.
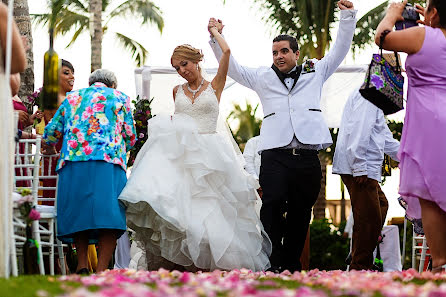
[375,0,446,272]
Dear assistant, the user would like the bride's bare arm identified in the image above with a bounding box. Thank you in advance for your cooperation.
[173,85,179,101]
[208,18,230,101]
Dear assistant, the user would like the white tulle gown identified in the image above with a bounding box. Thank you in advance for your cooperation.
[119,83,271,271]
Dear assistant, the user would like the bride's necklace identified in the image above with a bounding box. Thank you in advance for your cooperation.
[187,78,205,99]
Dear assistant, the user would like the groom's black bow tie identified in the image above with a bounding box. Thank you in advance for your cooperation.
[271,64,302,90]
[283,69,299,79]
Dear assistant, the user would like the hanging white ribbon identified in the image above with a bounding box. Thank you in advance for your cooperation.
[0,0,15,278]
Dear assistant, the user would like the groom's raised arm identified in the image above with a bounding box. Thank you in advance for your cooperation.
[318,5,357,81]
[209,34,259,90]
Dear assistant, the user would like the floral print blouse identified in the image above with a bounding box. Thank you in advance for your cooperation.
[43,82,136,171]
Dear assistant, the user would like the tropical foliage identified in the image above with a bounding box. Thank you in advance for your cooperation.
[226,100,262,151]
[252,0,338,63]
[251,0,426,59]
[128,96,153,167]
[32,0,164,68]
[310,218,349,270]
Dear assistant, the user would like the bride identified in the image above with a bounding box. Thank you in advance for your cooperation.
[118,19,271,272]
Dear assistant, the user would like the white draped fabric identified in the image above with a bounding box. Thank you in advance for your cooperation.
[134,65,368,128]
[0,0,15,278]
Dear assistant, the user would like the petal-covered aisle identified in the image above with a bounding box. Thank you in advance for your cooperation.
[46,269,446,297]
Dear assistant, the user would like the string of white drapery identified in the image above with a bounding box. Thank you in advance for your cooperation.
[2,0,14,279]
[134,66,236,100]
[134,65,369,128]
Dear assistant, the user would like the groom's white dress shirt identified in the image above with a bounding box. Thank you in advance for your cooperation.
[332,88,400,182]
[210,10,357,153]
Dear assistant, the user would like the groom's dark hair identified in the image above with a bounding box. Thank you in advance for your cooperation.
[273,35,299,53]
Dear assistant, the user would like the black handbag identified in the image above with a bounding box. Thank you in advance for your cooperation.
[359,30,405,115]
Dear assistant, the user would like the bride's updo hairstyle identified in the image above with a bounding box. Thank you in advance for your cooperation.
[171,44,204,71]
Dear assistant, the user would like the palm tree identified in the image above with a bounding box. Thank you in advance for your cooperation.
[32,0,164,71]
[2,0,34,98]
[90,0,102,71]
[227,100,262,152]
[252,0,338,63]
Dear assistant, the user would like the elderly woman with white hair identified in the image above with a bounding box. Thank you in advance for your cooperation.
[43,69,136,273]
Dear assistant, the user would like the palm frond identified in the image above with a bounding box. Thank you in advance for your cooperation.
[67,0,88,13]
[115,32,148,67]
[48,0,67,29]
[106,0,164,32]
[54,9,89,36]
[253,0,337,59]
[352,1,388,53]
[66,25,86,48]
[31,13,51,27]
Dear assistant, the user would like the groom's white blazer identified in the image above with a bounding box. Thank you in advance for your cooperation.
[210,10,357,153]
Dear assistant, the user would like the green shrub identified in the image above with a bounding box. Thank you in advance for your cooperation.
[310,218,349,270]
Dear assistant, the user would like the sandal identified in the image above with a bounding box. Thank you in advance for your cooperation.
[76,268,90,275]
[432,264,446,273]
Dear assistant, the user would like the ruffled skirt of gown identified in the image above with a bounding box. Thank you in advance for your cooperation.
[119,114,271,271]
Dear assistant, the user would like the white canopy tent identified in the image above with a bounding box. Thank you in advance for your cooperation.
[134,64,368,128]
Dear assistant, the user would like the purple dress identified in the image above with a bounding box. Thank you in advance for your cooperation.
[399,26,446,219]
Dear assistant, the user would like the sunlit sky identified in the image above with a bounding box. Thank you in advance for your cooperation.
[28,0,406,221]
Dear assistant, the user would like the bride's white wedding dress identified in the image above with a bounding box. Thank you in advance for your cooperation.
[119,83,271,271]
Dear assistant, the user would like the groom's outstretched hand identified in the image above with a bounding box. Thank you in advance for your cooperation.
[338,0,354,10]
[216,19,224,34]
[208,18,225,36]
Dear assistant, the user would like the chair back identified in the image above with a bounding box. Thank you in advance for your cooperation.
[14,136,41,206]
[37,153,60,206]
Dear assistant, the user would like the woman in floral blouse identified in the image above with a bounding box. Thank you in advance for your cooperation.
[43,69,136,273]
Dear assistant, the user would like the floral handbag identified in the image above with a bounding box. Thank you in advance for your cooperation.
[359,30,404,115]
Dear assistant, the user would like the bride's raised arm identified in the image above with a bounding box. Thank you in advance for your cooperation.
[208,18,230,102]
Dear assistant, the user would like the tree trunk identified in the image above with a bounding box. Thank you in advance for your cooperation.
[2,0,34,98]
[313,155,327,220]
[89,0,102,72]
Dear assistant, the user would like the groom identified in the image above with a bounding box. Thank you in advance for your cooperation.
[210,0,357,272]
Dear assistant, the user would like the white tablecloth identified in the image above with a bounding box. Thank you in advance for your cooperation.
[374,225,402,272]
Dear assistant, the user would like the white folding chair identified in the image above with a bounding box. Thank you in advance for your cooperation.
[37,153,66,275]
[12,136,45,275]
[412,230,429,273]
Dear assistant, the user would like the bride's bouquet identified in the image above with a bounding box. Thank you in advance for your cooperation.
[128,96,154,167]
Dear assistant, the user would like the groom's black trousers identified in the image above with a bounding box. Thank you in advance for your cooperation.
[259,149,322,272]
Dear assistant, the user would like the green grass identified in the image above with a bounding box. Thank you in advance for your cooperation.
[0,275,79,297]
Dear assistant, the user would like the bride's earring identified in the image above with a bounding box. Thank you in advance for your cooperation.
[196,64,199,70]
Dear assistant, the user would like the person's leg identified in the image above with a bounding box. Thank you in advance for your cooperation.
[97,230,118,272]
[259,150,289,270]
[342,176,383,270]
[282,153,321,272]
[74,231,89,273]
[419,199,446,270]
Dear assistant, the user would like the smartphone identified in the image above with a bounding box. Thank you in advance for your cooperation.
[395,3,420,30]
